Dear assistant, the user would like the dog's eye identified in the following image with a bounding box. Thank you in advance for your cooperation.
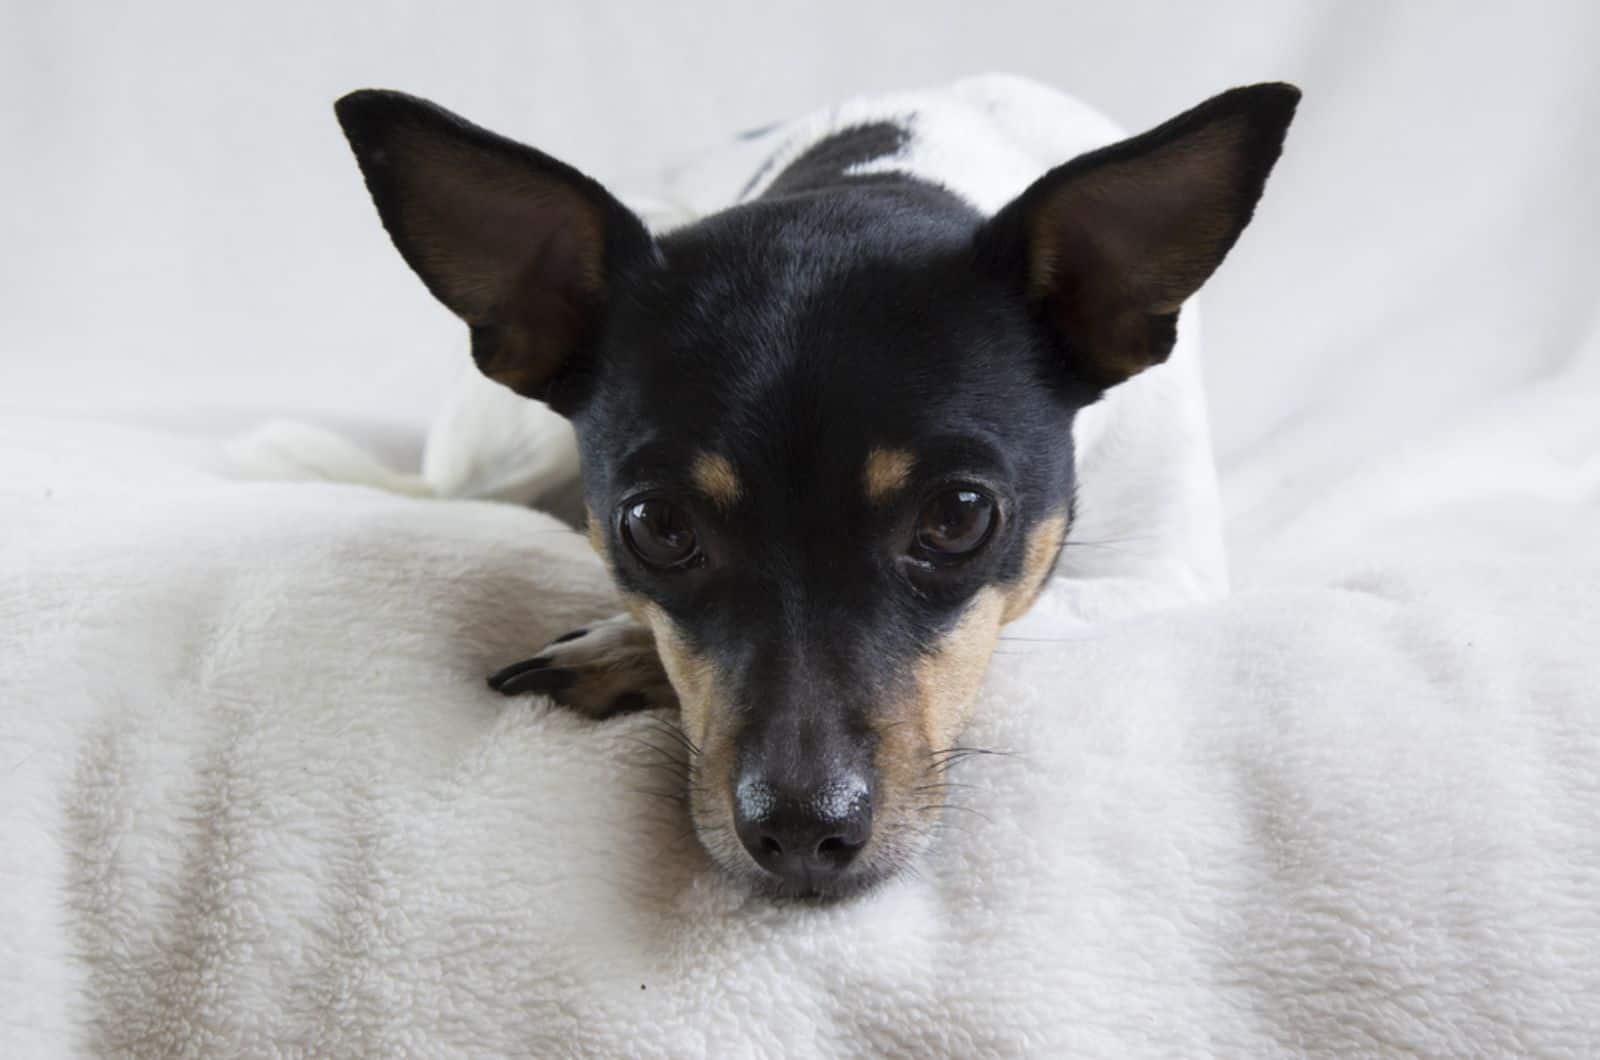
[621,498,701,570]
[913,488,996,559]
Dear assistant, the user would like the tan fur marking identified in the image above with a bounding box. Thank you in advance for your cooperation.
[875,515,1067,787]
[585,504,604,557]
[912,587,1006,749]
[1002,512,1069,623]
[641,603,722,750]
[640,601,746,871]
[863,448,916,503]
[619,590,649,627]
[690,451,741,509]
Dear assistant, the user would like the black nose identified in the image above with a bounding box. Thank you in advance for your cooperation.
[733,767,873,889]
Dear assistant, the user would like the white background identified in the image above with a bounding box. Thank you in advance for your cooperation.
[3,1,1596,477]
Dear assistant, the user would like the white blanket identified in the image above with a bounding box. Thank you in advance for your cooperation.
[6,72,1600,1060]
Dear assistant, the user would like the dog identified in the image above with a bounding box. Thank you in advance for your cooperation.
[333,75,1298,898]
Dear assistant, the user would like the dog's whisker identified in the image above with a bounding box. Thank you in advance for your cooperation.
[910,780,978,794]
[638,719,702,757]
[630,786,690,804]
[924,754,981,773]
[627,758,691,778]
[1057,541,1137,554]
[633,769,693,788]
[629,760,691,780]
[633,750,695,774]
[620,733,690,758]
[925,747,1018,773]
[623,748,691,772]
[640,716,698,743]
[928,745,1014,758]
[620,755,692,781]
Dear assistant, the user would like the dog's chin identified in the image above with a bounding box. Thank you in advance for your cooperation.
[707,854,893,903]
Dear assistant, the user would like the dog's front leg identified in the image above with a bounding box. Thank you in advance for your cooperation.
[487,613,678,718]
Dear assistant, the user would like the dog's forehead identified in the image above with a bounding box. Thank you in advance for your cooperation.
[606,211,1043,454]
[582,190,1086,563]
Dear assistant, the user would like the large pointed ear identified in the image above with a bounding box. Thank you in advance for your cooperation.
[334,89,654,409]
[977,83,1299,389]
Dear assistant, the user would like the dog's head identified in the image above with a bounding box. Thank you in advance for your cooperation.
[336,84,1297,896]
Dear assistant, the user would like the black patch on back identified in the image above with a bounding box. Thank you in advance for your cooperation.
[741,121,910,202]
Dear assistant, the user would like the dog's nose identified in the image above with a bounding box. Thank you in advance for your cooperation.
[732,767,873,888]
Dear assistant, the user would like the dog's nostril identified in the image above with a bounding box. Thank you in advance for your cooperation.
[760,835,783,857]
[814,833,864,866]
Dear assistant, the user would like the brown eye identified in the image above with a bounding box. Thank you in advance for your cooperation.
[913,488,997,559]
[621,498,701,570]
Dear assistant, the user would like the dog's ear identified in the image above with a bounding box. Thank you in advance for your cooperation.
[977,83,1299,389]
[335,90,654,408]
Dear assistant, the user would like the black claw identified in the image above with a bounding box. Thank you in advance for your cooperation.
[497,666,576,697]
[550,629,587,645]
[608,691,650,714]
[486,655,552,691]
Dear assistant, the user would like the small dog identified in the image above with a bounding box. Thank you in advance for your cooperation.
[335,77,1298,898]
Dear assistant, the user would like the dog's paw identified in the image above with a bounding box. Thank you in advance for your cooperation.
[487,613,677,718]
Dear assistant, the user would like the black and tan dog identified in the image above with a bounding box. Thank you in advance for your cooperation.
[334,76,1297,897]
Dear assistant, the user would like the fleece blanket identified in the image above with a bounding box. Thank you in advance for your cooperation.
[6,76,1600,1057]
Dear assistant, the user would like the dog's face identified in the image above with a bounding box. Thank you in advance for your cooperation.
[573,195,1087,893]
[336,84,1297,896]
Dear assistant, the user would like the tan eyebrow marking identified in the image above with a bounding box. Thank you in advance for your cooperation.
[690,451,741,509]
[863,447,916,503]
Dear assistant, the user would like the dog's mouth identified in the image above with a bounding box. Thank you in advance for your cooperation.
[745,857,901,902]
